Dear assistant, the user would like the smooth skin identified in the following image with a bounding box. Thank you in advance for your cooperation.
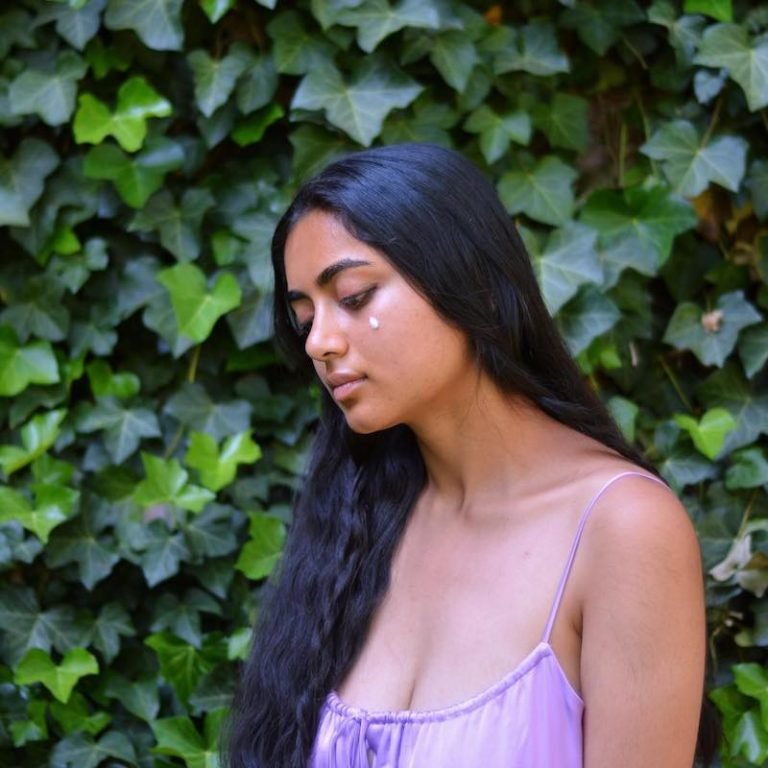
[285,210,706,767]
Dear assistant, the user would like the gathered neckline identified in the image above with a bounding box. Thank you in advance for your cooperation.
[325,641,584,724]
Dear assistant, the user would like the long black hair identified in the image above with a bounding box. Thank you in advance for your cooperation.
[224,143,685,767]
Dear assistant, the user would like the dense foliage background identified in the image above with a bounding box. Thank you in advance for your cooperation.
[0,0,767,765]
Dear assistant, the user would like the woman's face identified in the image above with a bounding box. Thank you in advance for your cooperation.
[283,210,476,434]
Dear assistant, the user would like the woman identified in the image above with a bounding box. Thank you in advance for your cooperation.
[226,144,706,767]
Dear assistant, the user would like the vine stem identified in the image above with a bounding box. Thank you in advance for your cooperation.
[702,96,722,147]
[164,346,202,459]
[658,354,692,411]
[618,121,627,187]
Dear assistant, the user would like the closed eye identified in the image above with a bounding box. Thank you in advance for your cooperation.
[340,286,376,310]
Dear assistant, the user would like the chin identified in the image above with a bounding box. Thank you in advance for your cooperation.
[341,407,401,436]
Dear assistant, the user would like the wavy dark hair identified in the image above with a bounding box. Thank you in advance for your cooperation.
[225,143,711,767]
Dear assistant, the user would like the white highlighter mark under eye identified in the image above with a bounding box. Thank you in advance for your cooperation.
[369,316,380,330]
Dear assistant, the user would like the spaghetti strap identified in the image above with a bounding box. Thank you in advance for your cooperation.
[541,470,668,644]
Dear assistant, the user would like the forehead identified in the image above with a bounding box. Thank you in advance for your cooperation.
[283,210,386,285]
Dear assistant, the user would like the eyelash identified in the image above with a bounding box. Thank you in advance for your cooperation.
[295,287,376,339]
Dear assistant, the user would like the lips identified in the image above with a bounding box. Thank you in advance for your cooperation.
[326,371,366,400]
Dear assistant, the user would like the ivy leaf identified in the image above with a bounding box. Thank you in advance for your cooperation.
[0,409,67,476]
[0,139,59,227]
[182,504,239,560]
[165,383,252,442]
[663,290,762,367]
[697,365,768,453]
[581,185,697,279]
[0,326,59,397]
[73,76,172,152]
[90,602,134,663]
[187,45,249,118]
[49,691,110,736]
[494,20,569,76]
[292,58,422,147]
[0,484,79,544]
[157,263,242,343]
[50,731,136,768]
[235,513,286,580]
[76,397,161,464]
[104,0,184,51]
[530,223,602,315]
[134,453,215,514]
[640,120,748,197]
[83,139,185,208]
[145,632,219,703]
[560,0,644,55]
[532,93,589,152]
[150,590,220,648]
[726,447,768,490]
[9,51,87,125]
[86,360,140,400]
[0,587,50,665]
[130,188,215,262]
[674,407,737,460]
[731,709,768,765]
[46,503,120,591]
[236,53,278,114]
[464,105,531,164]
[738,322,768,379]
[198,0,235,23]
[333,0,441,53]
[50,0,107,49]
[152,710,225,768]
[267,11,337,75]
[102,671,159,721]
[430,31,478,92]
[498,156,577,226]
[15,647,98,703]
[186,431,262,492]
[684,0,732,22]
[1,275,70,343]
[695,24,768,112]
[135,523,192,587]
[556,286,621,355]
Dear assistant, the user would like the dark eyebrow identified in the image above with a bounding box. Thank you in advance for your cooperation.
[286,258,371,302]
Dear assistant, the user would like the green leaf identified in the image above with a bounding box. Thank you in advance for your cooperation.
[90,602,134,663]
[1,276,70,343]
[0,484,78,544]
[232,104,285,147]
[186,431,262,492]
[556,285,621,355]
[235,514,286,580]
[429,32,478,92]
[561,0,644,55]
[738,322,768,378]
[145,632,219,703]
[103,671,159,721]
[181,503,239,560]
[15,647,98,703]
[83,139,185,207]
[136,522,192,586]
[10,699,48,746]
[104,0,184,51]
[50,691,110,736]
[641,120,748,196]
[532,93,589,152]
[498,156,577,226]
[130,188,215,261]
[188,46,249,118]
[267,11,337,75]
[46,503,120,591]
[86,360,140,400]
[663,291,762,367]
[73,76,172,152]
[50,0,107,49]
[150,590,220,648]
[76,397,161,463]
[607,396,639,443]
[134,453,215,514]
[152,710,224,768]
[494,20,569,76]
[0,327,59,396]
[292,58,422,147]
[684,0,732,21]
[165,383,252,442]
[581,185,697,278]
[530,222,602,314]
[333,0,441,53]
[695,24,768,112]
[236,53,278,114]
[157,263,241,343]
[674,407,737,459]
[748,159,768,220]
[731,709,768,764]
[0,139,59,227]
[9,52,87,126]
[199,0,235,23]
[726,447,768,490]
[464,105,531,164]
[0,409,67,476]
[50,731,136,768]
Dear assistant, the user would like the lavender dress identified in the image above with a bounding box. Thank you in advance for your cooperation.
[309,472,667,767]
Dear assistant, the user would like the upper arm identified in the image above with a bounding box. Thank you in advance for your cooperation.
[578,476,705,768]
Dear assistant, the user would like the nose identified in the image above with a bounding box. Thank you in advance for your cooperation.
[304,308,348,361]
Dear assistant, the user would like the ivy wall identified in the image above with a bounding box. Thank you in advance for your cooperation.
[0,0,767,765]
